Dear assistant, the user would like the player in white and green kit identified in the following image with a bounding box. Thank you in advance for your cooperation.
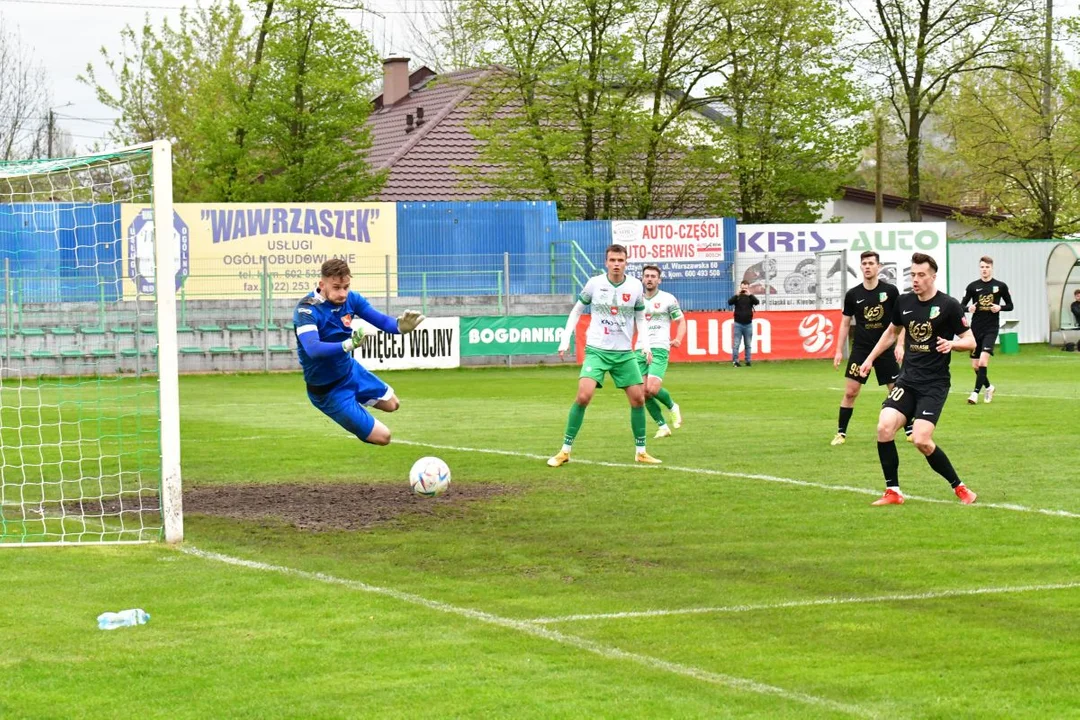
[636,265,685,438]
[548,244,662,466]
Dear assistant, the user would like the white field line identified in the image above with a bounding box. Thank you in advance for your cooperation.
[826,386,1079,402]
[527,581,1080,625]
[392,440,1080,520]
[206,434,1080,520]
[180,546,872,718]
[0,540,152,548]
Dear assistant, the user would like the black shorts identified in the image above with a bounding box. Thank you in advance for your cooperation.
[845,347,901,386]
[971,326,998,358]
[881,380,949,425]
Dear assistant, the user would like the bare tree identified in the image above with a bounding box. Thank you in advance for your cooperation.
[402,0,484,72]
[848,0,1038,220]
[0,15,51,161]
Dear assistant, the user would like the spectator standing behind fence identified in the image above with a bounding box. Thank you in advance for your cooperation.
[728,281,759,367]
[1071,289,1080,327]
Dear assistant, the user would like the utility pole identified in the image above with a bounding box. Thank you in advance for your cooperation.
[1040,0,1054,236]
[874,114,884,222]
[45,103,72,159]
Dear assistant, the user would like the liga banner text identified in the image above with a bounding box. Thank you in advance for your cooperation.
[575,310,844,362]
[353,316,460,370]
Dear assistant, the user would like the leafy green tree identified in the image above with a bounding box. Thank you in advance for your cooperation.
[82,0,384,202]
[461,0,865,221]
[848,0,1037,221]
[463,0,740,219]
[707,0,869,223]
[235,0,384,201]
[938,51,1080,238]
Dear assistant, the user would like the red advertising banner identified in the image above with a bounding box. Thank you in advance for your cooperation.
[575,310,844,362]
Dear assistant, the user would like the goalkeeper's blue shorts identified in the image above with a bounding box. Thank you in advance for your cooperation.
[306,362,393,442]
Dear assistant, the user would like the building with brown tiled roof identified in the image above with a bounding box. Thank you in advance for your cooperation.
[366,59,502,202]
[364,58,727,215]
[823,186,1018,240]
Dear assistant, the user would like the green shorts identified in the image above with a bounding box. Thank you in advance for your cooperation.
[580,347,643,388]
[636,348,670,380]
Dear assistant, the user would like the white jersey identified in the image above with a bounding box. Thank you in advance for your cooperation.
[638,290,683,351]
[579,274,646,351]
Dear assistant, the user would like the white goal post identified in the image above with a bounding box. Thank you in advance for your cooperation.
[0,141,182,546]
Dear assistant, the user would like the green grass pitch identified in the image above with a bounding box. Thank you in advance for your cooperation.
[2,348,1078,718]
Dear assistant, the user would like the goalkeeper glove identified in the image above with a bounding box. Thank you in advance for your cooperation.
[397,309,425,333]
[341,327,365,353]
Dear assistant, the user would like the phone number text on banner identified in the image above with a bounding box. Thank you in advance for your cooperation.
[575,310,843,362]
[120,203,397,300]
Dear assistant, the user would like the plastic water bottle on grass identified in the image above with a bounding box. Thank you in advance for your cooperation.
[97,608,150,630]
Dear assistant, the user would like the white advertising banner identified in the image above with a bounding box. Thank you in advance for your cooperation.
[352,316,460,370]
[611,218,726,282]
[735,223,949,309]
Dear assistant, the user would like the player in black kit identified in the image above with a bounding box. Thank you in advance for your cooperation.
[960,256,1013,404]
[858,253,979,506]
[831,251,900,446]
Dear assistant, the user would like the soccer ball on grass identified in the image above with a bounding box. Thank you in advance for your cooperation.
[409,456,451,497]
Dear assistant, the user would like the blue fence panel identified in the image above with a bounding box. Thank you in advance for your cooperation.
[0,203,122,303]
[395,201,560,296]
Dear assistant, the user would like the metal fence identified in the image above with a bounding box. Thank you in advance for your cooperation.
[734,250,849,311]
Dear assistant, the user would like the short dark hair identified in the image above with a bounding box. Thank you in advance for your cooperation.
[740,280,749,287]
[911,252,938,272]
[860,250,880,263]
[980,256,994,265]
[605,244,628,258]
[642,264,661,276]
[1074,289,1080,295]
[321,258,351,279]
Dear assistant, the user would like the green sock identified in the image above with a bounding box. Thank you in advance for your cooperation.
[563,403,586,447]
[645,397,667,426]
[631,405,646,448]
[655,387,675,410]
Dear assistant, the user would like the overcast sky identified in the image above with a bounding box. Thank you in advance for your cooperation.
[1,0,424,152]
[1,0,1074,155]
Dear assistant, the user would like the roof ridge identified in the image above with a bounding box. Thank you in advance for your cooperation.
[378,68,494,171]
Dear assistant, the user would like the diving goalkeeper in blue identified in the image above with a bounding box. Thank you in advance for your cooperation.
[294,259,425,445]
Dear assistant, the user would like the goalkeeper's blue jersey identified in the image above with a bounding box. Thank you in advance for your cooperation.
[293,290,375,387]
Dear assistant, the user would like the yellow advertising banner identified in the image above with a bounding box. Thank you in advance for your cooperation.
[120,203,398,300]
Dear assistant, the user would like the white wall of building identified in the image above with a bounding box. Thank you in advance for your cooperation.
[947,241,1058,344]
[822,198,1009,241]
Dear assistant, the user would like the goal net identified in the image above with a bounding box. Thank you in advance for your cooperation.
[0,142,182,546]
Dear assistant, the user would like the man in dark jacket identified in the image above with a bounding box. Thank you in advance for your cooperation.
[1071,289,1080,327]
[727,281,759,367]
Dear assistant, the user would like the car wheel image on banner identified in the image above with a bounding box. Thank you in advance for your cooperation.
[735,223,948,309]
[126,208,190,294]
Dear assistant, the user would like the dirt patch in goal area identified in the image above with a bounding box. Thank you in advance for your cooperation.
[68,483,510,533]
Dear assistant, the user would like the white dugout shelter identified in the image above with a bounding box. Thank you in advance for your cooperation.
[1046,242,1080,344]
[948,239,1065,345]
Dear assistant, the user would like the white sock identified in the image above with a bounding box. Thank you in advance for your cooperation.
[636,445,647,454]
[561,444,572,454]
